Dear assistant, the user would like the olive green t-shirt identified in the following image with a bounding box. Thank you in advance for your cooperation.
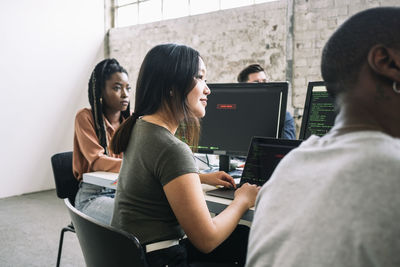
[111,119,199,244]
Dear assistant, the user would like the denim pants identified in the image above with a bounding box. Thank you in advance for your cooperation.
[75,182,115,225]
[146,224,250,267]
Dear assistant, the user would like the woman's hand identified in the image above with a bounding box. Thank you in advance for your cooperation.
[199,171,236,189]
[234,183,260,209]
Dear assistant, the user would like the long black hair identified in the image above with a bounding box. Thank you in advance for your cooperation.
[88,58,130,154]
[111,43,201,154]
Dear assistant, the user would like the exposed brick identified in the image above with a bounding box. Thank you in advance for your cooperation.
[109,0,400,112]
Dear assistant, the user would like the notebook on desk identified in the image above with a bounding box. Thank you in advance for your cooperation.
[206,137,302,200]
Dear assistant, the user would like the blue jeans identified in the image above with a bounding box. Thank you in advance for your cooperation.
[75,182,115,225]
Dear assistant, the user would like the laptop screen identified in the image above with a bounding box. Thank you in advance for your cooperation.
[240,137,302,186]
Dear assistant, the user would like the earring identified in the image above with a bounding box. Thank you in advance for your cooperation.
[100,97,103,104]
[393,81,400,94]
[169,90,173,96]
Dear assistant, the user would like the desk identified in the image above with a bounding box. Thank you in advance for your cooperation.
[82,171,254,222]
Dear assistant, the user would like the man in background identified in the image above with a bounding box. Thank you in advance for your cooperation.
[237,64,296,139]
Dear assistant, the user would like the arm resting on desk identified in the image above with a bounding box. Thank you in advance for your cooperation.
[165,173,256,253]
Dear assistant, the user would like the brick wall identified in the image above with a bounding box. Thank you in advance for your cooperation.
[109,0,400,120]
[292,0,400,109]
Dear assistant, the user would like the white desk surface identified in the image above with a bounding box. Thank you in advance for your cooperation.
[82,171,254,221]
[83,171,118,189]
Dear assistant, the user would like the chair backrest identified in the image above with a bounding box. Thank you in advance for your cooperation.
[64,199,148,267]
[51,151,79,204]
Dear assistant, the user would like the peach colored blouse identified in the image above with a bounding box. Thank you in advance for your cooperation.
[73,108,123,180]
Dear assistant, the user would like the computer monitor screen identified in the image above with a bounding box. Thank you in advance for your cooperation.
[299,81,337,140]
[197,82,288,158]
[240,137,302,186]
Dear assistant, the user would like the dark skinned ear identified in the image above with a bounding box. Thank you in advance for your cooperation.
[367,44,400,82]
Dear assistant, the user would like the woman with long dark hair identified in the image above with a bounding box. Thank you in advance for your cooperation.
[110,44,259,266]
[73,58,131,224]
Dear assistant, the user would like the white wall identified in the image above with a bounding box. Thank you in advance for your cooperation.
[0,0,105,198]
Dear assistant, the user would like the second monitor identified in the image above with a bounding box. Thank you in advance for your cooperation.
[299,81,337,140]
[197,82,288,172]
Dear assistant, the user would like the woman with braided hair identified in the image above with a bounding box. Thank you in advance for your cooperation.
[73,58,131,224]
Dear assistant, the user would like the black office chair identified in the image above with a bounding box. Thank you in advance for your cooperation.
[51,151,79,267]
[64,198,148,267]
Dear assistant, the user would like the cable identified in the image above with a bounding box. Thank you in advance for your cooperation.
[194,154,211,168]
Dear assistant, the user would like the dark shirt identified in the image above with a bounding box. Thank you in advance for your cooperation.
[111,119,199,244]
[281,112,296,139]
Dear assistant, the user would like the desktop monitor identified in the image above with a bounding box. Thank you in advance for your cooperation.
[299,81,337,140]
[197,82,288,171]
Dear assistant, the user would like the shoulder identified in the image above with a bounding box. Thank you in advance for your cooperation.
[285,111,294,120]
[157,140,198,185]
[150,126,192,157]
[133,120,192,155]
[132,121,198,183]
[163,137,193,156]
[299,131,400,179]
[335,131,400,156]
[357,133,400,169]
[75,108,92,119]
[284,112,295,127]
[75,108,93,122]
[75,108,95,129]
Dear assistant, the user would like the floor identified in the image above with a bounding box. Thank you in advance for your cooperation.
[0,189,85,267]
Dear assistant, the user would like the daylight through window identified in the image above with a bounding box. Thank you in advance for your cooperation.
[114,0,277,27]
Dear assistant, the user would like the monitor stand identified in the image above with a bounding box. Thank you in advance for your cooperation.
[219,155,230,173]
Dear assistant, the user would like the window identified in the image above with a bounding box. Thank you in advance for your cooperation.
[116,2,138,27]
[189,0,219,16]
[220,0,253,10]
[139,0,162,24]
[114,0,277,28]
[163,0,189,20]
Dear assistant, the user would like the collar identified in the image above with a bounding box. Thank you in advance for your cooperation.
[103,115,117,133]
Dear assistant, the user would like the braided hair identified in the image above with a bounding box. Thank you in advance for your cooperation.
[88,58,130,155]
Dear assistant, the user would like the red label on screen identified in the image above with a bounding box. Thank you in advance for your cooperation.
[217,104,236,110]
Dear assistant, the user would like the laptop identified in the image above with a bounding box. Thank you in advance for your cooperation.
[206,137,302,200]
